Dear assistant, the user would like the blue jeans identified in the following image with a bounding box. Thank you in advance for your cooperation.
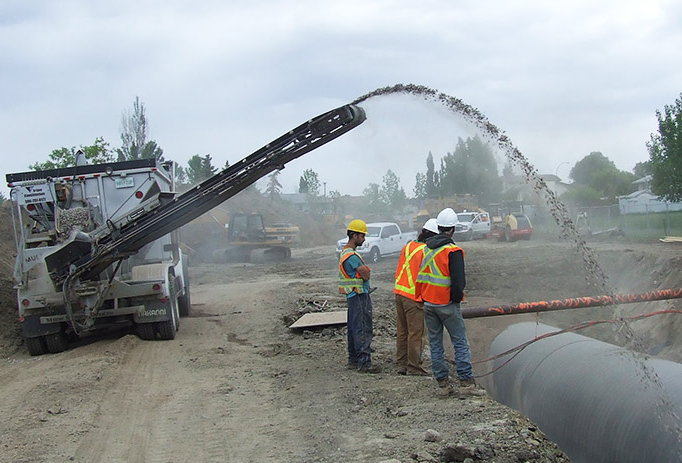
[424,302,473,381]
[347,293,373,368]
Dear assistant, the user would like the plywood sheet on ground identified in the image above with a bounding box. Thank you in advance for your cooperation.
[289,311,347,329]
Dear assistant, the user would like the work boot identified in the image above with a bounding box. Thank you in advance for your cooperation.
[346,362,358,370]
[459,378,486,396]
[358,364,381,374]
[436,378,458,397]
[396,367,407,375]
[407,367,430,376]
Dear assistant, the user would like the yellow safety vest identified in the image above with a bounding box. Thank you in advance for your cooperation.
[338,247,366,295]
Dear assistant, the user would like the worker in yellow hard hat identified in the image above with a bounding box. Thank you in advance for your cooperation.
[339,218,379,373]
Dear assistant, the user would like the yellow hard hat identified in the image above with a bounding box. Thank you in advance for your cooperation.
[347,219,367,234]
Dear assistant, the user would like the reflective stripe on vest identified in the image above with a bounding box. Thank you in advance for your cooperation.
[416,244,464,305]
[393,240,426,300]
[338,247,366,295]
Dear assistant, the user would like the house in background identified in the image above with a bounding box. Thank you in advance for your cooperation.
[618,175,682,214]
[540,174,570,197]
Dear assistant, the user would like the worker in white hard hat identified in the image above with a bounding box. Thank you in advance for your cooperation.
[393,218,439,376]
[416,208,484,397]
[339,219,379,373]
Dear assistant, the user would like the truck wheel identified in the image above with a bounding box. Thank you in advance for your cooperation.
[158,269,179,340]
[178,255,191,317]
[137,323,156,340]
[368,248,380,263]
[505,226,514,242]
[26,336,48,356]
[45,332,68,354]
[466,229,474,241]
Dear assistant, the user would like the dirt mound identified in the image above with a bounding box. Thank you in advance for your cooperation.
[0,201,21,356]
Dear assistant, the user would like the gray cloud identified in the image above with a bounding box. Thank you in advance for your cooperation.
[2,1,680,197]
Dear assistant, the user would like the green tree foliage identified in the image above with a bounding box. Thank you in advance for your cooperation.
[362,183,385,211]
[30,137,114,170]
[647,93,682,202]
[633,161,651,179]
[379,169,407,212]
[298,169,320,196]
[438,136,501,203]
[560,184,602,206]
[186,154,217,185]
[569,151,635,201]
[116,96,164,161]
[413,172,427,199]
[425,152,437,197]
[265,171,282,200]
[174,164,187,185]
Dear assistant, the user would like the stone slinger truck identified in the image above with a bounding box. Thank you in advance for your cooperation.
[6,104,365,355]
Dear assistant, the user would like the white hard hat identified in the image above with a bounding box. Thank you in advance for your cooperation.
[423,218,439,234]
[436,208,459,227]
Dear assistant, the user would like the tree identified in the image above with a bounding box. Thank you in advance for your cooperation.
[633,161,651,179]
[438,136,501,203]
[425,152,437,197]
[116,96,164,161]
[298,169,320,196]
[414,172,427,199]
[560,184,602,206]
[362,183,385,211]
[380,169,407,211]
[570,152,615,185]
[174,164,188,185]
[265,171,282,200]
[186,154,217,185]
[30,137,114,170]
[570,151,635,200]
[647,93,682,202]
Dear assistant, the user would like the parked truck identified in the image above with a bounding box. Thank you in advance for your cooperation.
[455,210,491,241]
[336,222,417,263]
[7,103,365,355]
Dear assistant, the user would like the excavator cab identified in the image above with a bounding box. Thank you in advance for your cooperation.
[227,213,268,242]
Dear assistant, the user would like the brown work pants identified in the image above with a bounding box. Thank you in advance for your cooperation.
[395,294,427,374]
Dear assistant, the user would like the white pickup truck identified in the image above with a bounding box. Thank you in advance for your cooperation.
[336,222,418,263]
[455,210,491,241]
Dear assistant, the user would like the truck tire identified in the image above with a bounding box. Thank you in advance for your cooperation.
[368,247,380,264]
[178,255,191,317]
[45,332,68,354]
[137,323,156,340]
[505,227,513,242]
[26,336,48,356]
[466,229,474,241]
[158,269,179,340]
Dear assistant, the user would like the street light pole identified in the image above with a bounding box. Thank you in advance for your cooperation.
[555,161,570,180]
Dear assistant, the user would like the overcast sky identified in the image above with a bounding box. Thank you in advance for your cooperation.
[2,1,680,198]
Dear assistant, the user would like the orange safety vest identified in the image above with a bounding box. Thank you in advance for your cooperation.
[416,244,465,305]
[338,247,366,295]
[393,240,426,301]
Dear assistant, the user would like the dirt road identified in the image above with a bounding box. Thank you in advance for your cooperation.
[1,238,681,462]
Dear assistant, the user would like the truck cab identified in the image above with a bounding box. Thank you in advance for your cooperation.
[336,222,418,263]
[455,210,491,241]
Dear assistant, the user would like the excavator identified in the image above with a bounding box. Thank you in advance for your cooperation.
[184,210,298,262]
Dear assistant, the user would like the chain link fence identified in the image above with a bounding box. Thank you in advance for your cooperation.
[526,203,682,240]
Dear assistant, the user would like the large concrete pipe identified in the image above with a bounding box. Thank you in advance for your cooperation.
[482,323,682,463]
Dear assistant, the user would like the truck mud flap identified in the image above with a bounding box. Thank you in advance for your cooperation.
[21,315,61,338]
[133,300,171,323]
